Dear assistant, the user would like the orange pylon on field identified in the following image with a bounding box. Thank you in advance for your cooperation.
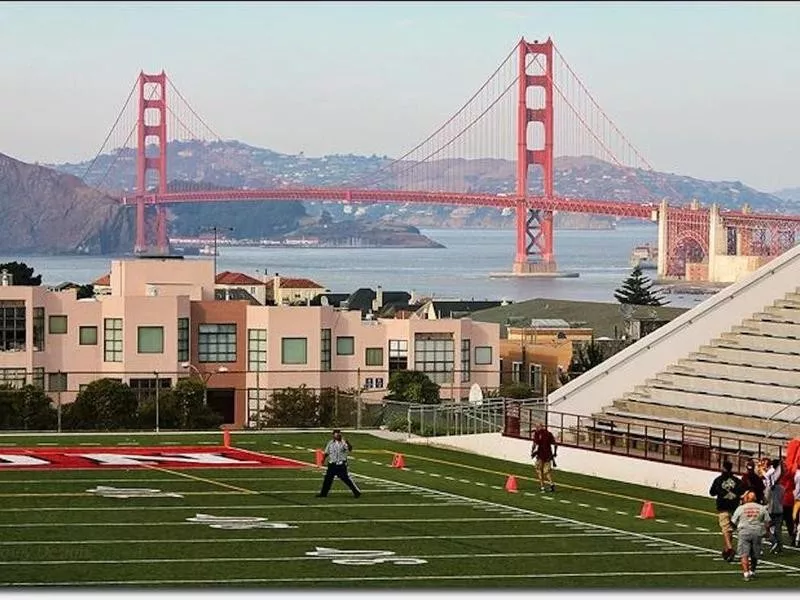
[504,475,519,493]
[222,428,231,447]
[315,449,324,467]
[391,453,406,469]
[639,501,655,519]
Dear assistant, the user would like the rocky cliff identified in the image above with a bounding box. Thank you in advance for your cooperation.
[0,153,135,254]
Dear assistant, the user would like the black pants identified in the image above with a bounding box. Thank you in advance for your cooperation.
[318,463,360,497]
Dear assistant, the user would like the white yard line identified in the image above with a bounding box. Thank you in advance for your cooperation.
[1,569,784,587]
[0,549,704,566]
[0,502,455,513]
[0,516,545,528]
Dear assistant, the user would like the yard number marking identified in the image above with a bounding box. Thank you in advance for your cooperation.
[305,546,427,566]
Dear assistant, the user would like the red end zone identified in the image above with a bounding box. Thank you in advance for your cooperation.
[0,445,309,470]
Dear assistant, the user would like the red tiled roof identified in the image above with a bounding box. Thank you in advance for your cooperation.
[215,271,263,286]
[265,277,325,290]
[93,273,110,286]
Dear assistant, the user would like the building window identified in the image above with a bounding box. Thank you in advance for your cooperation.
[281,337,307,365]
[129,377,171,403]
[0,368,26,389]
[365,347,383,366]
[414,332,454,385]
[47,372,68,392]
[178,318,189,362]
[48,315,68,335]
[475,346,492,365]
[530,364,543,391]
[103,318,123,362]
[320,329,331,372]
[137,326,164,354]
[247,388,269,428]
[32,367,44,390]
[79,326,98,346]
[336,336,354,356]
[0,300,26,352]
[248,329,267,372]
[388,339,408,373]
[461,339,471,382]
[512,361,523,383]
[198,324,236,363]
[33,307,44,351]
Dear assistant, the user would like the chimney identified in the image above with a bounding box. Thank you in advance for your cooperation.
[0,270,11,287]
[409,289,416,304]
[375,285,384,310]
[273,272,281,305]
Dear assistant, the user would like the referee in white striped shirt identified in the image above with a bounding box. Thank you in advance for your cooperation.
[315,429,361,498]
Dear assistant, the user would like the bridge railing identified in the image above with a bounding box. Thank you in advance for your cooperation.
[503,406,791,474]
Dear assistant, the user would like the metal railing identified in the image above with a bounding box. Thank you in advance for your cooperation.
[503,406,792,473]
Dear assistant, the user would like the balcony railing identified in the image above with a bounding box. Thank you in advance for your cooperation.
[503,404,791,474]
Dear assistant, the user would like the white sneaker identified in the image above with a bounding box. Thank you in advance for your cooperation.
[744,572,752,581]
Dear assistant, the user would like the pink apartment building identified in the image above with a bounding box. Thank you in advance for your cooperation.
[0,257,500,428]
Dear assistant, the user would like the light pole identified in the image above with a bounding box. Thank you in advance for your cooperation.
[154,370,160,434]
[201,226,234,281]
[56,369,63,434]
[180,362,229,405]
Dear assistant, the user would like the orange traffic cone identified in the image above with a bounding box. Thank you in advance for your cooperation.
[639,501,655,519]
[315,449,325,467]
[504,475,518,493]
[391,453,406,469]
[222,428,231,448]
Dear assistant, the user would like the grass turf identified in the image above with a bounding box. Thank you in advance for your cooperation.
[0,430,797,588]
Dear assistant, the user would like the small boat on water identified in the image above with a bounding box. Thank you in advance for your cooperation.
[630,243,657,270]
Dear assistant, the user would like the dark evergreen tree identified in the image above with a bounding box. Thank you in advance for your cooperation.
[0,262,42,286]
[613,265,668,306]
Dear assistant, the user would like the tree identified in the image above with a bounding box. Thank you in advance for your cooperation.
[63,378,139,430]
[0,261,42,286]
[76,284,95,299]
[265,385,329,428]
[614,265,668,306]
[0,385,57,430]
[570,339,606,376]
[385,370,440,404]
[138,379,224,430]
[497,382,535,399]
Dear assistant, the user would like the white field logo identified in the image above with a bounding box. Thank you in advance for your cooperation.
[186,513,296,530]
[86,486,184,499]
[305,546,427,565]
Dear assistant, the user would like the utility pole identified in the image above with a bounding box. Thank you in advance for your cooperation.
[202,226,234,280]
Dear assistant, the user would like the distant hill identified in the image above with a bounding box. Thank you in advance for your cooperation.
[51,141,794,232]
[773,187,800,203]
[0,152,135,254]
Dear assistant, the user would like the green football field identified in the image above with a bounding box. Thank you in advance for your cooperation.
[0,430,797,588]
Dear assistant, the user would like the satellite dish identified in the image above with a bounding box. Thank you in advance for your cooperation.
[468,383,484,406]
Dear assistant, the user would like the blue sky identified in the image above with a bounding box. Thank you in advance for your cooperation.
[1,1,798,191]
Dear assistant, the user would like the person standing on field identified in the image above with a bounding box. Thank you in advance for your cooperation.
[315,429,361,499]
[531,422,557,492]
[709,460,743,562]
[731,490,771,581]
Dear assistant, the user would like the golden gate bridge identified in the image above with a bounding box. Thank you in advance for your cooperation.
[82,37,800,281]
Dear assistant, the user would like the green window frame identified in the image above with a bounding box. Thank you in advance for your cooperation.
[137,326,164,354]
[365,347,384,366]
[79,326,98,345]
[281,337,307,365]
[475,346,493,365]
[336,336,354,356]
[48,315,68,335]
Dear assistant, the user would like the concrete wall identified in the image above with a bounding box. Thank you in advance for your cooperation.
[407,432,715,497]
[547,240,800,420]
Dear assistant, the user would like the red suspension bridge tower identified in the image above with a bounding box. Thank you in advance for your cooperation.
[513,37,558,275]
[135,71,169,255]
